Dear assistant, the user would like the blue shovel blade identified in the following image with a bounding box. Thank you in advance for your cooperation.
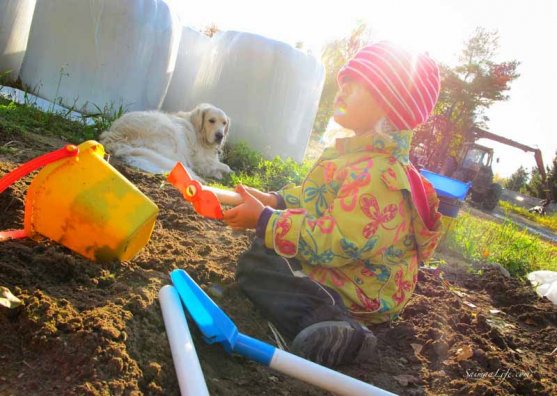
[170,269,238,350]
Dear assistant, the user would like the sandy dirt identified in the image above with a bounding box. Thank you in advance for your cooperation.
[0,132,556,395]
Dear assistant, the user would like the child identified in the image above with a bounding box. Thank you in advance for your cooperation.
[223,41,443,368]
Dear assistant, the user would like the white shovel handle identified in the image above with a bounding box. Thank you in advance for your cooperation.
[159,286,209,396]
[270,349,396,396]
[205,186,243,206]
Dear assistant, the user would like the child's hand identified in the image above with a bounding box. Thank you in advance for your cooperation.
[222,185,265,229]
[242,186,278,208]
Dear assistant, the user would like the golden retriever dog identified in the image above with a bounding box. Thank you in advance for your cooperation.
[99,103,231,180]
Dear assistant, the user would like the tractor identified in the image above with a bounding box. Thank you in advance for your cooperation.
[442,127,548,211]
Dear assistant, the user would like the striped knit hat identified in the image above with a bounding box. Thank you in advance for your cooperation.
[337,41,440,130]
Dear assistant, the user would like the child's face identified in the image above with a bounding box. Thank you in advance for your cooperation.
[333,78,386,135]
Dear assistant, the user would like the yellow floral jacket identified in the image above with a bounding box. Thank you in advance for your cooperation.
[262,131,442,323]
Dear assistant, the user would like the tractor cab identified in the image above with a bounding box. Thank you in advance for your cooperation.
[458,143,494,182]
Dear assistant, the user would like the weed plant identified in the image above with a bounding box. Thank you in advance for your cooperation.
[220,142,314,191]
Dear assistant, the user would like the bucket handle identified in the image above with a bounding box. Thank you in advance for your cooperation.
[0,144,79,241]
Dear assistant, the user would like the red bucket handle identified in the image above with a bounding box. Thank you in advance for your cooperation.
[0,144,79,240]
[0,229,27,242]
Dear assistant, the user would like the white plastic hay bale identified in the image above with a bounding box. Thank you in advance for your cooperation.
[527,270,557,305]
[189,31,325,162]
[19,0,181,114]
[161,26,211,113]
[0,0,36,81]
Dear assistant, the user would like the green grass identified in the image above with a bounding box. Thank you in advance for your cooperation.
[499,201,557,232]
[219,142,314,191]
[0,96,120,143]
[442,211,557,277]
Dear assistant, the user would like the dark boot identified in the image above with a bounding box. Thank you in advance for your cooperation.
[290,320,377,367]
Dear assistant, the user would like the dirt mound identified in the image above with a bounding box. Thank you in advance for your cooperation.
[1,134,556,395]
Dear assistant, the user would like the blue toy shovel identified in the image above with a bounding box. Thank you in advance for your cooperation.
[170,269,396,396]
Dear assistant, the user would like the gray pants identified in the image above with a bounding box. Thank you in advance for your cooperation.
[236,238,356,339]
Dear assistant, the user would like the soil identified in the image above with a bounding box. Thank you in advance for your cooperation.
[1,132,556,395]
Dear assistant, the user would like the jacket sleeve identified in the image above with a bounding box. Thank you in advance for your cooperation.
[275,183,303,209]
[262,162,412,267]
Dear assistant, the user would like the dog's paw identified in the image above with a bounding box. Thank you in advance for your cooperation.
[219,164,232,174]
[210,171,226,180]
[210,164,232,179]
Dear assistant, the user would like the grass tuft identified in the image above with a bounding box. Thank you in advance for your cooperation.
[220,142,314,191]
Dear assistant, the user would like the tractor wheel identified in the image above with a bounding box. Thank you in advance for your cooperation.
[470,189,484,204]
[482,183,503,211]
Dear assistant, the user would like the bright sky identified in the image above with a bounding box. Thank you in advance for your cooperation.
[173,0,556,178]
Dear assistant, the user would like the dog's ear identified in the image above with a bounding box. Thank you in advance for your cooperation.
[224,115,231,136]
[189,105,207,133]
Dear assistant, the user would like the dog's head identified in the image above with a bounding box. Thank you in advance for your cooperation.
[188,103,230,149]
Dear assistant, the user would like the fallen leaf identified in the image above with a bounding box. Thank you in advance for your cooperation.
[455,345,474,361]
[410,343,423,355]
[487,317,516,332]
[393,374,419,387]
[463,301,477,309]
[489,309,502,315]
[0,286,22,309]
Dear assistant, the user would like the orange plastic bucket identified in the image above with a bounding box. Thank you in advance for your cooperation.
[1,141,158,261]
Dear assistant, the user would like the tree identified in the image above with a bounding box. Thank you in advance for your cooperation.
[505,166,529,192]
[412,28,520,172]
[312,21,371,135]
[545,151,557,201]
[525,167,544,198]
[522,151,557,201]
[493,173,508,186]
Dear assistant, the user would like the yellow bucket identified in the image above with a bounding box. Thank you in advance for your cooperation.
[23,141,158,261]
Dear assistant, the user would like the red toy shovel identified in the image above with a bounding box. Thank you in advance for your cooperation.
[167,163,241,220]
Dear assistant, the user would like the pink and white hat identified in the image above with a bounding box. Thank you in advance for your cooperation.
[338,41,441,130]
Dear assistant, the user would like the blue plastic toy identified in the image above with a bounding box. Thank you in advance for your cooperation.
[170,269,274,364]
[169,269,395,396]
[420,169,471,200]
